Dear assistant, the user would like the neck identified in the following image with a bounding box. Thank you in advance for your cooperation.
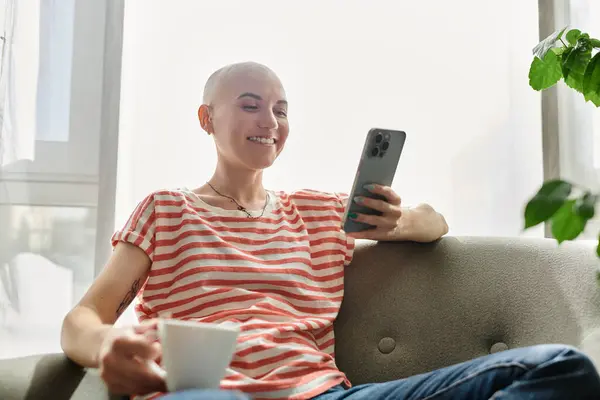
[206,159,266,204]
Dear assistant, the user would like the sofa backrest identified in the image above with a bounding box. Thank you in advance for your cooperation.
[334,236,600,384]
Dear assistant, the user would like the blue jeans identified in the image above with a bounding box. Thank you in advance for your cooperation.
[160,344,600,399]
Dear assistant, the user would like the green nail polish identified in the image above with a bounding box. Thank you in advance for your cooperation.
[348,212,358,219]
[364,184,376,191]
[353,196,363,204]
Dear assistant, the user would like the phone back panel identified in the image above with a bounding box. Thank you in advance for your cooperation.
[342,128,406,233]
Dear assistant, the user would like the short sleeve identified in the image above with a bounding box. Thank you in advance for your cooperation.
[334,192,355,266]
[111,193,156,261]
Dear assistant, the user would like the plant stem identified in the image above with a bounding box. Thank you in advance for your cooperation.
[560,38,568,47]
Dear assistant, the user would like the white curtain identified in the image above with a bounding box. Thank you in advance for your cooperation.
[561,0,600,239]
[117,0,544,239]
[0,0,36,167]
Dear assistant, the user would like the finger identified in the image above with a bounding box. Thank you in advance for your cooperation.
[101,370,137,395]
[103,369,164,396]
[349,212,398,229]
[353,196,402,216]
[134,319,159,334]
[131,359,167,394]
[144,359,167,380]
[102,356,165,395]
[101,356,141,395]
[112,333,160,360]
[135,327,160,343]
[138,341,162,363]
[364,184,401,206]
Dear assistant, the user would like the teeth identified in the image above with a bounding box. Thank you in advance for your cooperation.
[248,136,275,145]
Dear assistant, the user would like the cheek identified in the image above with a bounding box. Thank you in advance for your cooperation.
[214,108,251,137]
[216,121,245,147]
[276,138,287,154]
[278,123,289,145]
[276,136,288,154]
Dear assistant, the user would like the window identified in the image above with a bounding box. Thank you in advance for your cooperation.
[0,205,96,358]
[0,0,109,360]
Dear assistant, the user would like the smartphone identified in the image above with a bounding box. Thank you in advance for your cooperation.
[342,128,406,233]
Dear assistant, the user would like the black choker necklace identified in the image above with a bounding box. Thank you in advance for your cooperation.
[206,182,269,219]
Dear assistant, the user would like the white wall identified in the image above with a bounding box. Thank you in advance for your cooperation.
[117,0,544,238]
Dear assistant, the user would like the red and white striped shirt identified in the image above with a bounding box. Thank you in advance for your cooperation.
[111,188,355,399]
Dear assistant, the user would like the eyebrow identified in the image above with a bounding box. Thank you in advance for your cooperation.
[237,92,288,105]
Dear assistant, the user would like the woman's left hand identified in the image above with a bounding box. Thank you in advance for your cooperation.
[346,184,403,240]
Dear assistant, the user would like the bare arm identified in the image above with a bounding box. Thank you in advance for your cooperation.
[61,242,151,368]
[391,203,449,242]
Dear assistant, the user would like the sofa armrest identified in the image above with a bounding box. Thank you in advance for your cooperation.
[0,353,124,400]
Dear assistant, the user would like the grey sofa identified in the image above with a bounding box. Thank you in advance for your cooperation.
[1,236,600,399]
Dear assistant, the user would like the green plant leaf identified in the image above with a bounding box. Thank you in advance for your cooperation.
[592,39,600,48]
[583,52,600,106]
[533,26,568,59]
[597,235,600,258]
[529,50,563,91]
[566,29,582,45]
[551,199,586,243]
[574,192,598,220]
[562,38,593,93]
[524,179,573,228]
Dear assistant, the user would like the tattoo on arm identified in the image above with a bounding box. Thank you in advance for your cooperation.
[116,278,141,316]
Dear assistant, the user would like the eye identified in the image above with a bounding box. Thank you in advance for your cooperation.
[275,109,288,117]
[242,105,258,111]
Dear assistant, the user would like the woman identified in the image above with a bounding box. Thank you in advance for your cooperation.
[60,62,600,399]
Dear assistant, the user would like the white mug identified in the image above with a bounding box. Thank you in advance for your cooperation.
[148,319,240,392]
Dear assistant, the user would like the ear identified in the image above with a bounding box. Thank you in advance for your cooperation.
[198,104,213,135]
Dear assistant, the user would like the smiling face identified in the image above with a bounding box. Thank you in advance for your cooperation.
[198,62,289,171]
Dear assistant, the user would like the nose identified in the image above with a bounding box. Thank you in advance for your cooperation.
[257,109,278,130]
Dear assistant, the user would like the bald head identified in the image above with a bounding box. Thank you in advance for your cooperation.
[197,60,289,160]
[202,62,281,105]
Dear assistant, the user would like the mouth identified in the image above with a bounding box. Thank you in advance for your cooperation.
[247,136,277,146]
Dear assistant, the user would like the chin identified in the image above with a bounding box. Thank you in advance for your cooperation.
[244,155,278,171]
[234,144,284,171]
[249,159,277,171]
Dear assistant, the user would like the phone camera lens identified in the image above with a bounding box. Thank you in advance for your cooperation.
[375,133,383,143]
[371,147,379,157]
[381,141,390,150]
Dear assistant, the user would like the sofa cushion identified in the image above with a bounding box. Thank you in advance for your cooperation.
[334,237,600,385]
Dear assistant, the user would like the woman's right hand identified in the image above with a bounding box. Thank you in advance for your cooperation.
[98,320,166,395]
